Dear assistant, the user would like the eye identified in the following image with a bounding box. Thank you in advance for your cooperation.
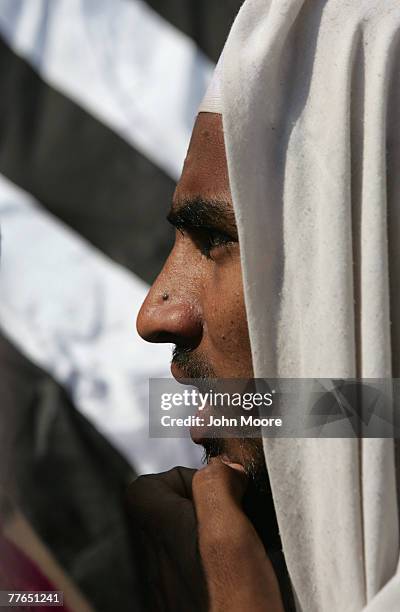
[190,227,236,259]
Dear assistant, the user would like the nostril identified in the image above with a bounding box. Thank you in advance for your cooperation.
[147,330,179,344]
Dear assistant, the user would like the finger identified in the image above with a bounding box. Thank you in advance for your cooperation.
[127,467,207,600]
[193,457,248,509]
[192,462,284,612]
[219,456,247,474]
[126,467,209,610]
[127,466,197,535]
[127,466,195,511]
[192,459,250,546]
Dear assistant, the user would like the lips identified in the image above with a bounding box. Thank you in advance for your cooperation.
[170,362,213,444]
[170,360,242,448]
[189,401,214,444]
[170,360,184,382]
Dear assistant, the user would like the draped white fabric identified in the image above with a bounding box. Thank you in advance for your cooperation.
[221,1,400,609]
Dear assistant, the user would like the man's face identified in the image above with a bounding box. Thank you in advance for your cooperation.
[137,113,265,477]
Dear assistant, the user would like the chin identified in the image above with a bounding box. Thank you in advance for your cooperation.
[203,437,264,467]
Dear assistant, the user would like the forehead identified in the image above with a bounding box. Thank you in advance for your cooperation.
[173,113,232,207]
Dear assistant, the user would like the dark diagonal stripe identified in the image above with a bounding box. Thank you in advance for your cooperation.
[0,332,143,612]
[0,36,174,284]
[143,0,244,62]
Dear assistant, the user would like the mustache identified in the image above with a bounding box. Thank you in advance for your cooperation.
[171,345,216,379]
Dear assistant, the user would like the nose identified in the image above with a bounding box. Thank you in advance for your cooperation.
[137,264,203,349]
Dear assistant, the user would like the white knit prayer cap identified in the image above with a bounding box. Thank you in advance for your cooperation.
[198,55,223,114]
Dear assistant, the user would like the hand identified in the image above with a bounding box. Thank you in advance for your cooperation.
[127,467,208,612]
[192,458,285,612]
[127,463,286,612]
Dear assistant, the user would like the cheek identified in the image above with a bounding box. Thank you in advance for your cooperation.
[203,256,252,368]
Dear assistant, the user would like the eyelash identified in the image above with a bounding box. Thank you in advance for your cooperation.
[188,228,236,259]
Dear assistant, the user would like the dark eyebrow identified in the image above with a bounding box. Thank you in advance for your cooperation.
[167,198,237,238]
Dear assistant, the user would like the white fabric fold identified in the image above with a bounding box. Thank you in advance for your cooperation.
[221,1,400,610]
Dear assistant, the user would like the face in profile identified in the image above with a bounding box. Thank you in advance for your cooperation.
[137,112,266,482]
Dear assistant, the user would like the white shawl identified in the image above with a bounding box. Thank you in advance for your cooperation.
[219,1,400,610]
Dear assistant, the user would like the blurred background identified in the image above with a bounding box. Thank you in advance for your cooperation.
[0,0,243,610]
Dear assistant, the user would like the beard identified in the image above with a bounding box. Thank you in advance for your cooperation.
[172,345,268,492]
[201,436,269,493]
[171,346,283,561]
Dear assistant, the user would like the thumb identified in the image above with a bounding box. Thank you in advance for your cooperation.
[192,459,284,612]
[192,458,248,531]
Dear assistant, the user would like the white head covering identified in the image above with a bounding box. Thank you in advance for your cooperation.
[204,1,400,610]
